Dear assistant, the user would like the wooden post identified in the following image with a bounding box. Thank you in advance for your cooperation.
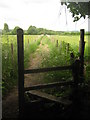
[70,52,74,64]
[56,40,58,47]
[28,39,29,44]
[72,59,80,85]
[67,43,69,52]
[79,29,85,81]
[11,43,14,63]
[72,59,81,116]
[17,28,24,117]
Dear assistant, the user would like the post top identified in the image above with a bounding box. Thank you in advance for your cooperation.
[80,29,85,32]
[17,28,23,35]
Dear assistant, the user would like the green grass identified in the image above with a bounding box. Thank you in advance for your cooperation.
[2,34,90,97]
[41,35,89,83]
[40,35,89,98]
[2,35,42,97]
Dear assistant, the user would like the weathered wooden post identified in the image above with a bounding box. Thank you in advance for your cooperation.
[70,52,74,64]
[11,43,14,64]
[67,43,69,52]
[72,59,80,85]
[79,29,85,81]
[28,39,29,44]
[72,59,81,117]
[56,40,58,47]
[17,28,24,117]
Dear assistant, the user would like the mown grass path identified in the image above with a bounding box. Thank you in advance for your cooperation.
[2,40,49,118]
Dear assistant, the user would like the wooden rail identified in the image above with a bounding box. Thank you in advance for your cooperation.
[24,65,72,74]
[24,81,73,91]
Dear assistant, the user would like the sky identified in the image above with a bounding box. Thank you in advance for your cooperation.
[0,0,89,31]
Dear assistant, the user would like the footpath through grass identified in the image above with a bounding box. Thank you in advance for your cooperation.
[2,35,42,97]
[2,34,90,97]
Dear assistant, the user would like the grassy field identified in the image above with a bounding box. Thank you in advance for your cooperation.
[41,35,89,83]
[2,34,90,96]
[51,35,88,59]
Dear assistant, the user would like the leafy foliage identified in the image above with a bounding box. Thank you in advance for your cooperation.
[3,23,9,34]
[11,26,20,35]
[2,23,90,35]
[27,25,59,35]
[61,2,90,21]
[27,26,38,35]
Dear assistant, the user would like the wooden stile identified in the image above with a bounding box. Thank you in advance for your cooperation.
[16,29,85,118]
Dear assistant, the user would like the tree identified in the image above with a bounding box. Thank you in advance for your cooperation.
[3,23,9,33]
[27,26,38,35]
[11,26,20,35]
[61,1,90,21]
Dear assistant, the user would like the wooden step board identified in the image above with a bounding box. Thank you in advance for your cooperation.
[26,90,72,106]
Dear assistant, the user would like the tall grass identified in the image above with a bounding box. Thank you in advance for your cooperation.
[2,34,89,97]
[41,35,89,83]
[2,35,42,97]
[41,36,72,83]
[40,35,89,97]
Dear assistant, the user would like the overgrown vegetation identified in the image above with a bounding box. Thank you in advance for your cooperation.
[2,34,89,98]
[2,35,42,97]
[41,35,89,83]
[40,35,89,98]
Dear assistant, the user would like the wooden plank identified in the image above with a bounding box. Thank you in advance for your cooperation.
[24,81,73,91]
[17,28,24,116]
[24,65,72,74]
[26,90,72,106]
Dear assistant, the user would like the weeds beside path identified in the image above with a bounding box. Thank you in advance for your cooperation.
[2,40,49,119]
[24,40,49,87]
